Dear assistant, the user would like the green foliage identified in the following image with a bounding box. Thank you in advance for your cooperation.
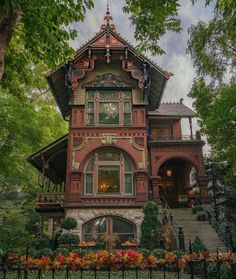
[35,248,53,259]
[61,217,78,231]
[0,0,94,81]
[55,248,69,256]
[187,1,236,227]
[123,0,181,55]
[140,201,160,250]
[71,249,87,256]
[58,234,80,246]
[152,249,166,258]
[207,262,231,279]
[196,212,207,221]
[192,205,204,214]
[191,236,208,253]
[139,248,150,258]
[35,235,51,250]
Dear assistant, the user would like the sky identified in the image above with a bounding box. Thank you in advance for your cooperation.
[70,0,215,150]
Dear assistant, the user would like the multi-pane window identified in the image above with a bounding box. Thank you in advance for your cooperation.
[151,126,173,140]
[86,90,132,126]
[83,216,136,245]
[84,150,134,195]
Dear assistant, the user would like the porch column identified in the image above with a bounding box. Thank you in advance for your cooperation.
[198,175,209,204]
[151,176,162,204]
[188,117,193,140]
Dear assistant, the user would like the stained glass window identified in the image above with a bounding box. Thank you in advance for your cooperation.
[86,90,132,126]
[99,102,119,124]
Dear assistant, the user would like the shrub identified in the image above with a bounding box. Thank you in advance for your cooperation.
[191,236,208,253]
[71,249,87,256]
[152,249,166,258]
[192,205,204,214]
[35,248,53,258]
[140,201,160,250]
[139,248,150,258]
[196,212,207,221]
[55,248,69,256]
[207,262,231,279]
[58,233,80,245]
[61,217,77,231]
[35,235,50,249]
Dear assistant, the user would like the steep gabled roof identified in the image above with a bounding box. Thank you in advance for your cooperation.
[45,7,170,118]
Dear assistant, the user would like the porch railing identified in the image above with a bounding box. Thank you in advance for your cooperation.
[160,196,185,251]
[200,199,234,250]
[36,192,64,208]
[150,134,201,141]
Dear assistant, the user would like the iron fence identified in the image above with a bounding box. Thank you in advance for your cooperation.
[0,259,234,279]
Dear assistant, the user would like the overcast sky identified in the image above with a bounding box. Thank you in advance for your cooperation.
[70,0,215,150]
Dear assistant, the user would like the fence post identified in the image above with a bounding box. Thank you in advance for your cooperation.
[189,240,194,279]
[225,226,233,251]
[178,227,185,251]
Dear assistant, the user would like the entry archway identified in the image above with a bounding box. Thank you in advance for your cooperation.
[158,158,197,208]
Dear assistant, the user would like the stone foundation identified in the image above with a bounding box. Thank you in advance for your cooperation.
[66,208,144,241]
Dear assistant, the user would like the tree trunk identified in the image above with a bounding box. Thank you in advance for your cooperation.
[0,3,21,81]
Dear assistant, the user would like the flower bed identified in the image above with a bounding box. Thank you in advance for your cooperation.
[16,249,233,273]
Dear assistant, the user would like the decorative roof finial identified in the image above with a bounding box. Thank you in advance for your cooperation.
[104,3,113,26]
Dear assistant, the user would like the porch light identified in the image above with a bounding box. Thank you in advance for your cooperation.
[166,169,172,177]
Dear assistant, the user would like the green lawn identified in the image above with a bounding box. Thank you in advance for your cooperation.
[1,270,203,279]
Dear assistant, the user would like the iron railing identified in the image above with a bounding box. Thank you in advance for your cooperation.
[36,192,64,208]
[160,196,185,251]
[200,199,233,250]
[0,259,234,279]
[149,134,201,141]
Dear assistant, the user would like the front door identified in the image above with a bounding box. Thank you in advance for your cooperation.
[159,178,178,208]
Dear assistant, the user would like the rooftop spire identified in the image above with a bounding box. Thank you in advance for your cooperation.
[104,3,113,26]
[101,3,115,31]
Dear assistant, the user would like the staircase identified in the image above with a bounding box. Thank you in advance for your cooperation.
[172,208,227,252]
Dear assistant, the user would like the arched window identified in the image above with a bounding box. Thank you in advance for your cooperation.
[84,150,134,195]
[83,216,136,244]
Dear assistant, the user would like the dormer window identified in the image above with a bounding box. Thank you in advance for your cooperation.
[86,90,131,126]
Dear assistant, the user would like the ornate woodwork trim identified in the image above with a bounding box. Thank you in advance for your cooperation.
[121,59,145,89]
[81,73,135,89]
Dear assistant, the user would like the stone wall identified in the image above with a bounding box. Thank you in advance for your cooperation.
[66,208,144,241]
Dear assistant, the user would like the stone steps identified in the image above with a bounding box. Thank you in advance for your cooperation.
[171,208,227,252]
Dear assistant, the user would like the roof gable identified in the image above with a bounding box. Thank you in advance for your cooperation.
[45,7,171,118]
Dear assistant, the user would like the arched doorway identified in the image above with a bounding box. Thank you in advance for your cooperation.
[158,158,197,208]
[83,216,136,246]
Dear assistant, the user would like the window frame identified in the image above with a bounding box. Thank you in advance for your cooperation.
[85,89,132,126]
[84,150,134,196]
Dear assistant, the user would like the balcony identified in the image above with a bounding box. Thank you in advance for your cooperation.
[36,192,64,214]
[149,133,204,147]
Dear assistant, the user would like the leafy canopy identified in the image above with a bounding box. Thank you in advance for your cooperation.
[187,1,236,207]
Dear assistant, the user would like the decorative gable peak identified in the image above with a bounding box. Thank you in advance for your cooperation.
[100,4,116,32]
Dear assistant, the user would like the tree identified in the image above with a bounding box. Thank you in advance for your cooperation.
[0,0,183,82]
[187,1,236,180]
[0,0,94,81]
[187,1,236,243]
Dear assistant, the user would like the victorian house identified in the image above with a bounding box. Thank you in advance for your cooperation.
[28,9,209,244]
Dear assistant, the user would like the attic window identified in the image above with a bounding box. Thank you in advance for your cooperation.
[86,90,132,126]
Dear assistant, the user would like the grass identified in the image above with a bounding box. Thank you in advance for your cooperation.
[1,270,203,279]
